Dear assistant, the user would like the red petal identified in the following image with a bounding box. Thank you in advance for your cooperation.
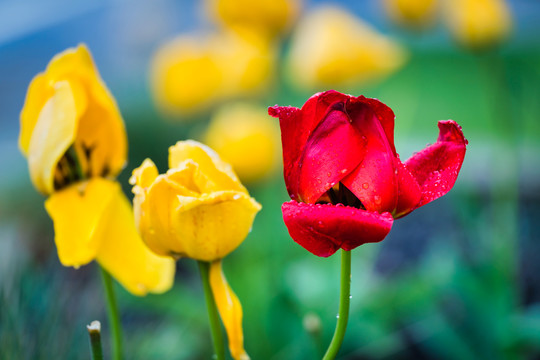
[341,100,398,213]
[269,91,349,200]
[404,120,467,208]
[282,201,394,257]
[297,104,366,203]
[354,97,397,155]
[393,159,422,218]
[268,105,303,199]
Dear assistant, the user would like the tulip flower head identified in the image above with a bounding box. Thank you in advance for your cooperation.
[130,140,261,359]
[269,91,467,257]
[150,29,275,116]
[19,44,175,295]
[383,0,439,30]
[444,0,512,50]
[205,0,302,38]
[286,6,407,90]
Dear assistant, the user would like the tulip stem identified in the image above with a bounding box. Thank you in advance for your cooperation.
[99,266,123,360]
[198,261,226,360]
[322,249,351,360]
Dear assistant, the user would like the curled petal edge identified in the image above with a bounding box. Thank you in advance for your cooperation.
[282,201,394,257]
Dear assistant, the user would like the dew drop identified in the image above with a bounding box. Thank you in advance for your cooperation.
[362,183,369,189]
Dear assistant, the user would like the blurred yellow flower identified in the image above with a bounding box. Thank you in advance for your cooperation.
[130,140,261,359]
[444,0,512,50]
[19,44,175,296]
[383,0,438,29]
[205,0,302,38]
[203,103,281,183]
[150,29,276,116]
[286,6,407,91]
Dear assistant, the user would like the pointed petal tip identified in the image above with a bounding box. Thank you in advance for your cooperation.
[438,120,468,145]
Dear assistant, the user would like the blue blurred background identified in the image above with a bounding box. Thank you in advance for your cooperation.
[1,0,540,358]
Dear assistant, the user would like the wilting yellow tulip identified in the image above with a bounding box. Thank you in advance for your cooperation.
[383,0,438,29]
[203,103,280,183]
[286,6,407,90]
[150,29,275,116]
[19,44,175,296]
[444,0,512,50]
[205,0,302,38]
[130,140,261,359]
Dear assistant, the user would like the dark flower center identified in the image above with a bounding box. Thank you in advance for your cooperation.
[317,182,365,209]
[54,143,107,190]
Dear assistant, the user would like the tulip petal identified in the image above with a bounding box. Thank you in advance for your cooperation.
[209,260,249,360]
[355,97,397,155]
[341,100,398,212]
[282,201,393,257]
[169,140,245,193]
[26,81,79,194]
[44,178,118,267]
[170,191,261,261]
[404,120,467,208]
[95,182,176,296]
[297,105,366,203]
[269,90,348,199]
[130,158,174,257]
[392,159,422,218]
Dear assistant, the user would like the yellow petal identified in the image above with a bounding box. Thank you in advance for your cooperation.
[19,74,52,155]
[44,178,117,267]
[70,45,127,178]
[27,80,80,194]
[209,260,250,360]
[169,190,261,261]
[130,158,159,189]
[95,181,175,296]
[131,167,190,257]
[169,140,246,193]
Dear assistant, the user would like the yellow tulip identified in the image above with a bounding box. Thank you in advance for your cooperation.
[150,29,275,116]
[19,44,175,296]
[444,0,512,50]
[205,0,302,38]
[383,0,439,29]
[286,6,407,90]
[203,103,281,183]
[130,140,261,359]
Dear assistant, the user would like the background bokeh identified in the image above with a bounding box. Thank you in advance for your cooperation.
[1,0,540,359]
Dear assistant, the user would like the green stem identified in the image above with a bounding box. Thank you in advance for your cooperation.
[198,261,226,360]
[323,249,352,360]
[87,321,104,360]
[99,266,123,360]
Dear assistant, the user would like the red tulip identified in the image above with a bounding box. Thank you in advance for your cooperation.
[269,90,467,257]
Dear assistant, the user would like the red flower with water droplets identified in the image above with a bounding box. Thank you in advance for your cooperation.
[269,90,467,257]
